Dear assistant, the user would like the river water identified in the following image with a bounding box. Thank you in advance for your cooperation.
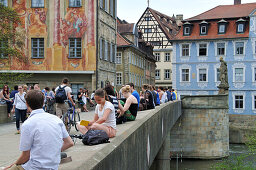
[170,144,251,170]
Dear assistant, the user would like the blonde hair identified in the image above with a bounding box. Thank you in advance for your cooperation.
[121,85,131,93]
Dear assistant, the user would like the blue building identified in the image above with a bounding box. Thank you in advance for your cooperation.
[172,1,256,115]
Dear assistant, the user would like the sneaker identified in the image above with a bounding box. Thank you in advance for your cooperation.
[15,130,20,134]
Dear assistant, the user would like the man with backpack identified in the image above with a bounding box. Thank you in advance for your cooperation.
[55,78,75,118]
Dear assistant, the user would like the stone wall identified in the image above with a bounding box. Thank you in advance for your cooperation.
[0,105,11,124]
[170,95,229,159]
[229,114,256,144]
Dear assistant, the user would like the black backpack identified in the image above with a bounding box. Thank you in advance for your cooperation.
[82,129,110,145]
[55,86,67,103]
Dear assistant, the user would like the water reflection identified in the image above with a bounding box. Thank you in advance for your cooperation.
[170,144,249,170]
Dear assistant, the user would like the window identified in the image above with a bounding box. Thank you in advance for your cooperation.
[0,39,8,58]
[31,0,44,8]
[0,0,7,6]
[145,28,152,33]
[199,43,207,56]
[201,26,207,35]
[235,68,244,82]
[219,25,225,34]
[182,69,189,82]
[237,23,244,33]
[216,68,220,82]
[109,0,114,16]
[112,43,116,63]
[235,42,244,55]
[199,69,207,82]
[155,70,160,80]
[254,96,256,110]
[182,44,189,56]
[165,53,170,62]
[145,16,152,21]
[69,0,81,7]
[32,38,44,58]
[69,38,82,58]
[155,53,160,61]
[217,43,225,56]
[104,40,108,61]
[164,69,170,79]
[184,27,190,35]
[254,68,256,82]
[100,38,104,59]
[116,73,122,85]
[100,0,105,9]
[71,84,84,100]
[235,95,243,109]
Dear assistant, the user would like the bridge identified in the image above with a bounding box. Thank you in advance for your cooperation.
[0,95,228,170]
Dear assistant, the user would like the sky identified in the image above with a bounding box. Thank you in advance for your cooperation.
[117,0,256,23]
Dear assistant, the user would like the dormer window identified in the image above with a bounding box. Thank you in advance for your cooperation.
[199,21,209,35]
[218,19,228,34]
[236,18,246,33]
[183,22,192,36]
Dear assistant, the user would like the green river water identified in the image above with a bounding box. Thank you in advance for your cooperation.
[170,144,253,170]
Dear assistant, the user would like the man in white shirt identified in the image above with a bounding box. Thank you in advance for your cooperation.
[55,78,75,118]
[4,90,74,170]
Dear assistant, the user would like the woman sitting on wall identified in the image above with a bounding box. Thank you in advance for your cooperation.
[0,85,12,117]
[77,89,116,138]
[119,85,138,121]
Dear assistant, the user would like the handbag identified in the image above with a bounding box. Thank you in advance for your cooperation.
[82,129,110,145]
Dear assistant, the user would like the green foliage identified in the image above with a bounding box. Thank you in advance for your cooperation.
[0,3,26,63]
[0,73,32,89]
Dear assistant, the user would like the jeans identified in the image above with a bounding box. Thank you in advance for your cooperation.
[15,108,27,130]
[5,100,12,113]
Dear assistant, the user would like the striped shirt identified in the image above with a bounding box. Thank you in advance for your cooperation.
[108,95,119,114]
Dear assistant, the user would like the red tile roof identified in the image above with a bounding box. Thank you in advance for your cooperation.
[187,3,256,21]
[174,19,249,41]
[116,32,131,46]
[117,23,135,34]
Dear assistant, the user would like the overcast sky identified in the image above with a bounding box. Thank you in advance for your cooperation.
[117,0,256,23]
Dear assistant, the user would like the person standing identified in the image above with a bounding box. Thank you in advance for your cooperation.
[11,86,27,134]
[142,84,155,110]
[10,85,18,99]
[128,83,140,109]
[55,78,75,118]
[46,87,55,114]
[4,90,73,170]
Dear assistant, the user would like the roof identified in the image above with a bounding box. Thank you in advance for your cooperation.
[174,20,249,41]
[187,3,256,21]
[116,32,131,46]
[117,23,135,34]
[147,8,179,40]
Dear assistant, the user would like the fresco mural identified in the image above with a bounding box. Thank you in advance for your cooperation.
[0,0,96,72]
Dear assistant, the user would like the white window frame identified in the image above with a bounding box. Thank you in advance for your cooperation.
[201,25,207,35]
[233,94,245,110]
[181,43,190,57]
[179,65,191,83]
[253,66,256,83]
[233,67,245,83]
[164,69,170,80]
[197,42,208,57]
[197,68,208,82]
[215,68,220,83]
[31,0,44,8]
[252,92,256,111]
[181,68,190,82]
[234,41,246,56]
[155,70,160,80]
[237,23,244,33]
[219,24,225,33]
[164,53,171,62]
[116,72,122,85]
[184,27,190,35]
[154,52,160,61]
[116,52,122,64]
[69,0,81,7]
[215,42,226,56]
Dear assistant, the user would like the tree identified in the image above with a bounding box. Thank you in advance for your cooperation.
[0,73,32,89]
[0,3,26,64]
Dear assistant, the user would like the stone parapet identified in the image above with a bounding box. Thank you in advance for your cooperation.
[170,95,229,159]
[0,105,11,124]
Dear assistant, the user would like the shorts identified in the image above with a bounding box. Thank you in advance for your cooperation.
[105,126,116,138]
[56,103,68,117]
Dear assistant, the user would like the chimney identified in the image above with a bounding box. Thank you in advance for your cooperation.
[234,0,241,5]
[176,14,183,26]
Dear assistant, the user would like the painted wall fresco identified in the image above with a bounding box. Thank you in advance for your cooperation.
[0,0,96,72]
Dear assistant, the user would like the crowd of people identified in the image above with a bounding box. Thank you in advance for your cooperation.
[0,78,177,170]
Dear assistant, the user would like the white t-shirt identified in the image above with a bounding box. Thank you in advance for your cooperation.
[95,101,116,129]
[161,92,167,103]
[55,84,72,97]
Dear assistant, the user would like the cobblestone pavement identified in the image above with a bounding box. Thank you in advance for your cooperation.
[0,111,95,168]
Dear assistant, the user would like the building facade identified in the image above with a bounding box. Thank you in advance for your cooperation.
[172,1,256,115]
[116,21,156,92]
[137,7,181,89]
[0,0,116,97]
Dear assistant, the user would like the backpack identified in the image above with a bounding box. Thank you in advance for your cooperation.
[55,86,67,103]
[82,129,110,145]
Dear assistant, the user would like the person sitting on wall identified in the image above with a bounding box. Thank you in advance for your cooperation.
[4,90,73,170]
[77,89,116,138]
[142,84,155,110]
[119,85,138,121]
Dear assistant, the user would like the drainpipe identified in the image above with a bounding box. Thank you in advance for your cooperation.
[96,0,99,89]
